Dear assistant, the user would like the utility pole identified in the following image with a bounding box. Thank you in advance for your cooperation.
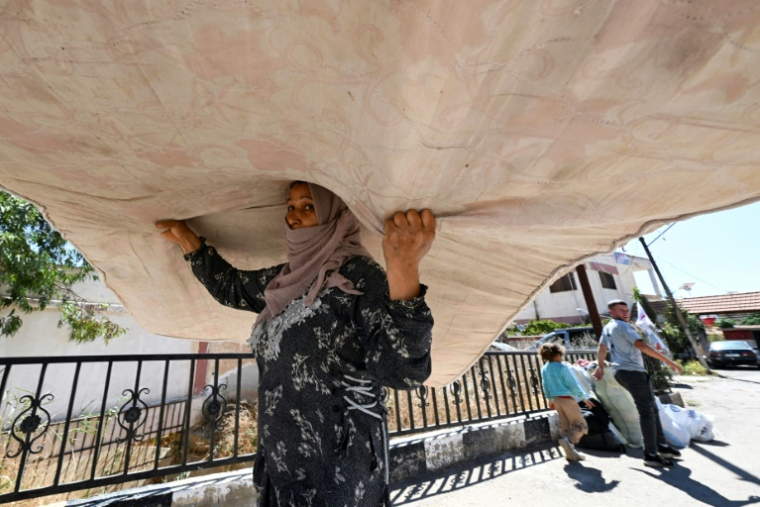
[575,264,603,339]
[638,237,710,369]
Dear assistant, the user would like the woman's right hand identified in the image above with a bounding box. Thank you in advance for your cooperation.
[156,220,202,255]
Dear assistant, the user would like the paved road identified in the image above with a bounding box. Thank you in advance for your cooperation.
[390,371,760,507]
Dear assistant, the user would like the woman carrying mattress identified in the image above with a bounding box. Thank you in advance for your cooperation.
[157,181,436,507]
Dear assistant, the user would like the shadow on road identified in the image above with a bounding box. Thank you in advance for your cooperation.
[390,445,563,505]
[691,442,760,485]
[564,462,620,493]
[637,463,760,507]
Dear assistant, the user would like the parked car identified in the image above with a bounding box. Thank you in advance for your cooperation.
[490,341,521,353]
[530,326,598,351]
[706,340,760,369]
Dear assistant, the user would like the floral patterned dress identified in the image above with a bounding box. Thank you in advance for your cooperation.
[185,239,433,507]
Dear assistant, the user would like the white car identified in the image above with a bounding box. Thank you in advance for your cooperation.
[489,341,521,352]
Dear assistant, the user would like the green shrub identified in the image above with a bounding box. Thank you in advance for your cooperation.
[739,313,760,326]
[505,319,573,336]
[677,359,709,376]
[631,288,704,357]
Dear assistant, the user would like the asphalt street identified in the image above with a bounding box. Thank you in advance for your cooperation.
[390,367,760,507]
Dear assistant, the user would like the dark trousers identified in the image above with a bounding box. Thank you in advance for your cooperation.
[614,369,666,455]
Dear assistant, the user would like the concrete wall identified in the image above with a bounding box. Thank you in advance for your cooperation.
[0,278,202,424]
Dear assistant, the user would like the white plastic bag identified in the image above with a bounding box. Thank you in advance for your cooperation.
[569,364,595,399]
[655,398,691,448]
[691,415,715,443]
[660,401,715,443]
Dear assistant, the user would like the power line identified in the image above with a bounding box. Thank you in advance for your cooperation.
[646,223,676,247]
[655,256,732,294]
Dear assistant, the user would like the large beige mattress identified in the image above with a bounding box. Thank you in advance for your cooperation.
[1,1,759,385]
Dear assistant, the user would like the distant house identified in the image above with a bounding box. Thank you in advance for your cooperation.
[652,291,760,349]
[514,252,656,325]
[662,291,760,321]
[723,326,760,348]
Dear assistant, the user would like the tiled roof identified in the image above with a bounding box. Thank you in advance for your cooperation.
[670,291,760,315]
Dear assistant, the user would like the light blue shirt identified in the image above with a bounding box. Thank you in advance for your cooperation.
[600,319,646,372]
[541,361,587,400]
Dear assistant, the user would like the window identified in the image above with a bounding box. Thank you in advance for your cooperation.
[599,271,617,290]
[549,273,577,293]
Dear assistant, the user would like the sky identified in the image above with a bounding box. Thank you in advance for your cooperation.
[620,200,760,299]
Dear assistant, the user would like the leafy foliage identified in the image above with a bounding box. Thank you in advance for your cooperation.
[738,313,760,326]
[631,287,703,357]
[0,191,125,343]
[632,287,658,322]
[715,318,735,329]
[59,302,125,345]
[508,319,572,336]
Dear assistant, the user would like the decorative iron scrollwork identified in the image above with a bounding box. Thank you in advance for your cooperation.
[202,383,228,432]
[529,368,540,395]
[506,371,518,404]
[7,393,54,458]
[449,380,463,404]
[19,414,42,434]
[416,386,429,408]
[479,364,492,401]
[116,388,150,443]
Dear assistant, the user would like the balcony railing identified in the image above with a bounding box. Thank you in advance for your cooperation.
[0,349,667,504]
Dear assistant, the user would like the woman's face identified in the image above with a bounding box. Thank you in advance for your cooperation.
[286,182,318,229]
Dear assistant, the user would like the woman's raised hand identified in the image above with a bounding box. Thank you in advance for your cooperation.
[155,220,202,255]
[382,209,436,301]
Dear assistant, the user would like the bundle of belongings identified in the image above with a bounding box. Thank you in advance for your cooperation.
[566,360,714,452]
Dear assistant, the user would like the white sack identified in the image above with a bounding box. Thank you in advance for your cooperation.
[591,364,644,449]
[656,398,691,449]
[2,2,760,385]
[657,399,715,444]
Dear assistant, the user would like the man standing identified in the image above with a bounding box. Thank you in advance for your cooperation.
[593,299,683,467]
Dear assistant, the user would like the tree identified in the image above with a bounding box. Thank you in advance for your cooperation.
[632,287,658,323]
[631,287,703,357]
[0,190,124,343]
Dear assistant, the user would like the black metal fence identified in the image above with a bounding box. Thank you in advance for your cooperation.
[1,349,668,503]
[386,350,597,437]
[0,353,258,503]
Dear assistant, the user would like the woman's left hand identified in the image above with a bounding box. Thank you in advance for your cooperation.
[383,209,436,300]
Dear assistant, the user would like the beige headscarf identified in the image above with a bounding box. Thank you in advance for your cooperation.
[256,182,374,322]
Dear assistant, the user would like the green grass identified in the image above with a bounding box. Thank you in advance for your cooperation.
[677,359,709,376]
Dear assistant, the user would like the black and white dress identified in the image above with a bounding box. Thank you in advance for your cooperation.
[186,239,434,507]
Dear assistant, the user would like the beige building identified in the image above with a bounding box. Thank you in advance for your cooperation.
[514,252,658,325]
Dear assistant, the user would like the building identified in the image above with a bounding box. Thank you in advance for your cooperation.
[513,252,656,325]
[665,291,760,321]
